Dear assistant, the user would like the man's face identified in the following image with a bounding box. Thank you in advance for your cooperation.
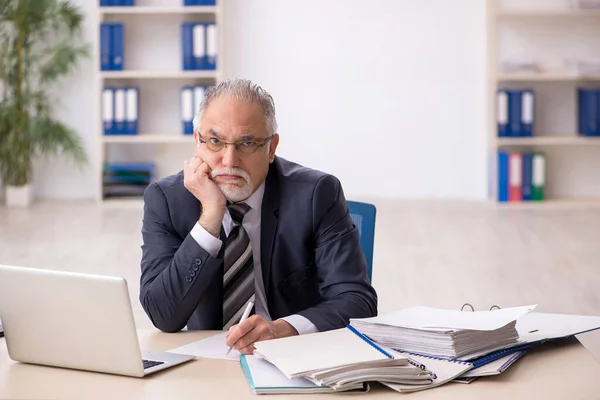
[193,96,279,202]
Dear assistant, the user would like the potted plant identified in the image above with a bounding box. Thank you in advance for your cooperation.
[0,0,90,207]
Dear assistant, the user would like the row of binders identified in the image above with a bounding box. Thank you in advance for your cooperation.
[99,0,217,5]
[102,87,139,135]
[100,22,219,71]
[103,163,155,198]
[497,151,545,202]
[182,22,218,70]
[497,87,600,137]
[183,0,217,4]
[181,86,207,135]
[234,305,600,394]
[496,89,534,137]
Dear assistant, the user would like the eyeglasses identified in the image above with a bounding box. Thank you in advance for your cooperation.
[198,135,273,155]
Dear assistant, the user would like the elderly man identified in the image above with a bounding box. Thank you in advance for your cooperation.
[139,78,377,355]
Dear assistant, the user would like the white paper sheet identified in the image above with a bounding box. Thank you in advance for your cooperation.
[353,304,537,331]
[245,355,326,389]
[517,312,600,343]
[167,331,241,361]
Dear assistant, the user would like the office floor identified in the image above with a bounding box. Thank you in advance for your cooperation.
[1,199,600,358]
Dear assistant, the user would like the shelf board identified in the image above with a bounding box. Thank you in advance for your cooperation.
[492,198,600,209]
[498,9,600,17]
[496,136,600,146]
[102,134,194,144]
[100,70,218,80]
[497,71,600,82]
[99,6,218,15]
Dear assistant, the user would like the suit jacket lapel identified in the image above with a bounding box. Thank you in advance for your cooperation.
[261,161,280,297]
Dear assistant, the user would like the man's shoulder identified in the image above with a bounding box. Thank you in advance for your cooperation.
[145,170,186,199]
[274,157,337,186]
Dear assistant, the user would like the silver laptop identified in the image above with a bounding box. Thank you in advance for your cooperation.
[0,264,195,377]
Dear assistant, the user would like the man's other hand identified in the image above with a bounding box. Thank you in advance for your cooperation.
[183,155,226,238]
[225,315,298,355]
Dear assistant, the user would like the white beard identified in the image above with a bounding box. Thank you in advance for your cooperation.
[211,167,254,202]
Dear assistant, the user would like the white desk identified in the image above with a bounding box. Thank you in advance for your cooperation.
[1,330,599,399]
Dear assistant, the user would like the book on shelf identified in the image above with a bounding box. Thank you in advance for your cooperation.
[181,85,207,135]
[497,151,545,202]
[577,88,600,137]
[102,87,139,136]
[181,22,218,71]
[100,22,124,71]
[103,163,155,198]
[100,0,135,6]
[184,0,217,5]
[497,88,534,138]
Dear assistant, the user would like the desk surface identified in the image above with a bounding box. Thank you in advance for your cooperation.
[1,330,599,400]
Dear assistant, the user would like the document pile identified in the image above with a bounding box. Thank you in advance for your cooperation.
[349,305,536,360]
[238,305,600,394]
[246,327,436,393]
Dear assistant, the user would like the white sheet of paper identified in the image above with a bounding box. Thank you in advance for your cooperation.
[354,304,537,331]
[517,312,600,343]
[167,332,241,361]
[246,355,325,389]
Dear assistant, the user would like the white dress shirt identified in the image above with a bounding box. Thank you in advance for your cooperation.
[189,183,318,335]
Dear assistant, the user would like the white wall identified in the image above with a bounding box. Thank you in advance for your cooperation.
[222,0,488,200]
[25,0,489,201]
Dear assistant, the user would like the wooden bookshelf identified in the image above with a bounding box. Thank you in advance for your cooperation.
[95,1,224,203]
[487,0,600,207]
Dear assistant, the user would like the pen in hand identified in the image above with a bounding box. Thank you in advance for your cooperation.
[226,301,254,355]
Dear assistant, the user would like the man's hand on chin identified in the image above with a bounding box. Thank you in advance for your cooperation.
[225,315,299,355]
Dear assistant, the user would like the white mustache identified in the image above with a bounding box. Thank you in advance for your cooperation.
[211,168,250,182]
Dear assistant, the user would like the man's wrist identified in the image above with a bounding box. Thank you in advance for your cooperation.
[199,206,225,238]
[273,319,299,339]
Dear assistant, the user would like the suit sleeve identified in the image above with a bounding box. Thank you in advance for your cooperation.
[139,182,223,333]
[296,175,378,331]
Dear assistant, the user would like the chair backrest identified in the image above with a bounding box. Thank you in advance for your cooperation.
[347,201,376,282]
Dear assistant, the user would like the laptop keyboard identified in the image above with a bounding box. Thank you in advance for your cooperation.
[143,359,164,369]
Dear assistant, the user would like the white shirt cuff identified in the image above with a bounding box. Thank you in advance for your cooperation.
[190,222,222,257]
[280,314,319,335]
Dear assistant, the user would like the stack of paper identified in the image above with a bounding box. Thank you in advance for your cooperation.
[350,305,536,360]
[252,327,434,392]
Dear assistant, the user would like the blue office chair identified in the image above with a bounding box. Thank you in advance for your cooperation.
[347,201,376,282]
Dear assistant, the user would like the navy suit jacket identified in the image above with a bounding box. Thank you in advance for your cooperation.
[139,156,378,333]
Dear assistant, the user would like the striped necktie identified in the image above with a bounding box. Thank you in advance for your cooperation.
[222,202,255,330]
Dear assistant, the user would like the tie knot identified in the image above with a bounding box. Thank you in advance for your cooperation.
[228,202,251,224]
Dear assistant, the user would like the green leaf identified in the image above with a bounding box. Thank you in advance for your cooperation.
[0,0,90,184]
[29,116,87,164]
[39,42,90,84]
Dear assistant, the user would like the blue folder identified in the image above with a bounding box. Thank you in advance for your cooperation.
[111,23,124,71]
[181,23,194,70]
[100,24,111,70]
[578,88,599,137]
[497,151,509,202]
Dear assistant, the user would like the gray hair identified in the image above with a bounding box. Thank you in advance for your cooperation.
[192,78,278,136]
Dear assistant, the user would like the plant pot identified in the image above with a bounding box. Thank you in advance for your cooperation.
[5,184,33,207]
